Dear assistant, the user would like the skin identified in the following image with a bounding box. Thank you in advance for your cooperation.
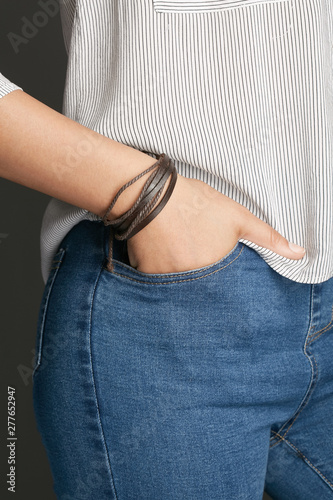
[0,90,305,274]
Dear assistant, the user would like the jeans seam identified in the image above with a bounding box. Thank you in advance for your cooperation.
[88,263,119,500]
[269,285,317,445]
[269,431,333,491]
[32,248,66,378]
[107,244,245,285]
[270,352,318,446]
[306,305,333,346]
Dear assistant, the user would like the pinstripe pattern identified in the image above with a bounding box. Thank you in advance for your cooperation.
[1,0,332,284]
[0,73,22,97]
[153,0,289,12]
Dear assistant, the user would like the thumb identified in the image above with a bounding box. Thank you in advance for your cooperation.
[239,214,306,260]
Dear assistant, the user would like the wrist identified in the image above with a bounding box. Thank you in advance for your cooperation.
[96,152,159,219]
[127,172,187,244]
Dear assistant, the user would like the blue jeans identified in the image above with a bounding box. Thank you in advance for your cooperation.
[32,220,333,499]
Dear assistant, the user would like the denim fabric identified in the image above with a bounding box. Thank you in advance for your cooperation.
[32,220,333,499]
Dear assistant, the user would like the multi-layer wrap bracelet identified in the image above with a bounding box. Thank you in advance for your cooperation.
[102,152,177,271]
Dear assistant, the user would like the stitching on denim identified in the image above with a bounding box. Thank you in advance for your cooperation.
[307,304,333,337]
[278,353,318,441]
[88,264,119,500]
[269,352,318,447]
[307,322,333,346]
[107,245,244,285]
[269,431,333,490]
[306,305,333,345]
[32,248,66,377]
[269,285,316,443]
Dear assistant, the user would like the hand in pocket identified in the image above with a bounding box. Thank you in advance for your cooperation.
[127,174,305,274]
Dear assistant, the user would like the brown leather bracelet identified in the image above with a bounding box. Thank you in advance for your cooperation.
[112,155,175,238]
[106,155,171,233]
[102,153,178,271]
[102,157,161,224]
[122,161,177,240]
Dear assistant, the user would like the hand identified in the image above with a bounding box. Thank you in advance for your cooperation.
[127,174,305,274]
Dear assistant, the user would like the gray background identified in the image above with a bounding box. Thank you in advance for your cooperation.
[1,1,65,498]
[0,1,272,498]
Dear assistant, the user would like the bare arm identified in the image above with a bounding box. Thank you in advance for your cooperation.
[0,90,157,218]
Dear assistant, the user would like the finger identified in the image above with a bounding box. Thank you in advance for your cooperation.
[239,214,306,260]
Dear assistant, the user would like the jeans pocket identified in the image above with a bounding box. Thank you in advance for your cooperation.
[152,0,289,14]
[32,247,66,377]
[105,240,245,285]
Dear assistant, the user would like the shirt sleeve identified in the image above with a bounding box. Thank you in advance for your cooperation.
[0,73,23,99]
[60,0,77,54]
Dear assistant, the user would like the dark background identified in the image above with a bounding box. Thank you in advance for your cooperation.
[1,1,65,498]
[0,1,272,499]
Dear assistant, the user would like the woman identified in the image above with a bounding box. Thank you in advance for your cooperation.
[1,1,332,498]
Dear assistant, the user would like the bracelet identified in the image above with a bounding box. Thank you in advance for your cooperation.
[102,153,178,271]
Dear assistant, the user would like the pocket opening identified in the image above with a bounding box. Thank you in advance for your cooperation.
[152,0,289,14]
[105,241,244,285]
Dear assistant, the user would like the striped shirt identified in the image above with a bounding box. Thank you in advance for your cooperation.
[1,0,332,284]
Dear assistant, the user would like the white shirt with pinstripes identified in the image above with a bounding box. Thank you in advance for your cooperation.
[1,0,332,284]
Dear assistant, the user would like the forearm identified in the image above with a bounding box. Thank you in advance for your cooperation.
[0,90,157,218]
